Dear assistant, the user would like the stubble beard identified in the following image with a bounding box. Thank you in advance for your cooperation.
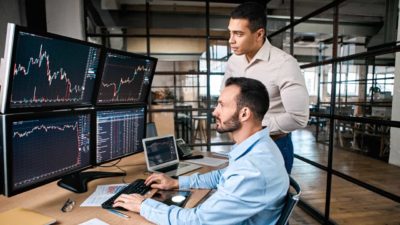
[216,111,241,133]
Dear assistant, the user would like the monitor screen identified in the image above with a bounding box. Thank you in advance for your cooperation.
[96,106,146,164]
[95,49,157,105]
[143,136,178,167]
[0,23,100,113]
[1,111,92,196]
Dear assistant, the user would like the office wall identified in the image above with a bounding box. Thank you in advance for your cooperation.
[0,0,84,55]
[127,38,206,55]
[46,0,85,40]
[0,0,25,57]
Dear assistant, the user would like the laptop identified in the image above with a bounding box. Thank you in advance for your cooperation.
[142,135,202,176]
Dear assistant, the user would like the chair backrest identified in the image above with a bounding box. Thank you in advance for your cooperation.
[146,122,158,138]
[276,176,301,225]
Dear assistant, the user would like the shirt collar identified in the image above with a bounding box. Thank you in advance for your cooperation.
[229,127,270,160]
[241,39,272,65]
[253,39,271,62]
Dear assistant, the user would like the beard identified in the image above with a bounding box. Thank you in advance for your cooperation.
[215,111,241,133]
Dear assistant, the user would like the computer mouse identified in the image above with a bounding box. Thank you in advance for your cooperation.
[171,195,186,203]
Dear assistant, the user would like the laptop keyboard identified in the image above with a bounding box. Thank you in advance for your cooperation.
[178,163,190,168]
[101,179,151,210]
[157,164,179,173]
[156,163,190,173]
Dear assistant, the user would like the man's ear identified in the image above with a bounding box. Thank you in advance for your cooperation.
[240,107,251,121]
[256,28,265,41]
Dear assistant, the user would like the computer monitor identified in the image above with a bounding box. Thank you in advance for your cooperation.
[1,110,92,197]
[95,106,146,165]
[95,48,157,105]
[0,23,101,113]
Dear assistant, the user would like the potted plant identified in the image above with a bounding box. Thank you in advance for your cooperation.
[369,85,381,101]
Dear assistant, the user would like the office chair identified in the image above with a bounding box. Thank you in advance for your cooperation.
[146,122,158,138]
[276,176,301,225]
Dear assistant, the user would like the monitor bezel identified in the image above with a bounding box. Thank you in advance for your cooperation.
[94,104,148,166]
[1,109,94,197]
[0,121,4,196]
[94,48,157,106]
[2,23,102,113]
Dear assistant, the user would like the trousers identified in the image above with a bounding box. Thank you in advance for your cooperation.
[274,133,293,174]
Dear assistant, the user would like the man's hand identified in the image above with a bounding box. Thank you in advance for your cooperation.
[145,173,179,190]
[113,194,144,213]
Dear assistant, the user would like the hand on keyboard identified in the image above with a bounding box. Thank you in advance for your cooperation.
[112,192,146,213]
[101,179,151,211]
[144,173,179,190]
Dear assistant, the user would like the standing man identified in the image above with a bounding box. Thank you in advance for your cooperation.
[223,2,310,173]
[113,77,289,225]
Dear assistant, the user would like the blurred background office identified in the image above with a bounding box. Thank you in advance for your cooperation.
[1,0,400,224]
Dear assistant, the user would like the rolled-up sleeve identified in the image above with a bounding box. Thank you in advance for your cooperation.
[179,169,224,189]
[140,164,268,225]
[265,58,309,133]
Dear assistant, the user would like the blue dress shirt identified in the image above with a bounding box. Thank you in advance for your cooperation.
[140,128,289,225]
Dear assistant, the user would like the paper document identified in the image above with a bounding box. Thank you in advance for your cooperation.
[79,218,110,225]
[185,156,228,167]
[80,184,127,207]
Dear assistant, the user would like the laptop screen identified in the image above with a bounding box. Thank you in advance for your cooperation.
[143,136,178,167]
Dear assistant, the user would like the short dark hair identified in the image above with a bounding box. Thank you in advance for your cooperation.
[225,77,269,122]
[230,2,266,33]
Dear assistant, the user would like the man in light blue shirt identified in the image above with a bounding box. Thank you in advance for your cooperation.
[114,77,289,225]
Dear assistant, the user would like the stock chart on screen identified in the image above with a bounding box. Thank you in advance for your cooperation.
[10,113,91,191]
[96,51,156,105]
[9,30,100,109]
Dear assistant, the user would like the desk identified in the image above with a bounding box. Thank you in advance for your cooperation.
[0,152,226,225]
[336,120,390,159]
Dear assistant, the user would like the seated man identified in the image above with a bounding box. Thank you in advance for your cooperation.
[113,77,289,225]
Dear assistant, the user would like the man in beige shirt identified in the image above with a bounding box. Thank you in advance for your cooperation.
[222,2,309,173]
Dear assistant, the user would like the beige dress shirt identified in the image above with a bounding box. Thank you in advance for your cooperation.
[222,39,309,135]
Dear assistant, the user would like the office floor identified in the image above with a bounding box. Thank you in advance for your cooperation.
[204,127,400,225]
[291,128,400,225]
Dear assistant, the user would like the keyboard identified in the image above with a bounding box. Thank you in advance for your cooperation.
[101,179,151,210]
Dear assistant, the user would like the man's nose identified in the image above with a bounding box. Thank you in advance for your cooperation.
[228,35,235,44]
[212,107,218,116]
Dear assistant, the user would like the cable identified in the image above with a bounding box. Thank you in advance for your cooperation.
[98,159,122,167]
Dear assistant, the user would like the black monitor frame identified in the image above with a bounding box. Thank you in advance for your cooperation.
[94,48,157,106]
[1,109,94,197]
[0,130,3,196]
[94,104,147,166]
[0,23,102,113]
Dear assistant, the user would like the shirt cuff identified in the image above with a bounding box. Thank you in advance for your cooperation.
[178,176,191,189]
[140,198,164,219]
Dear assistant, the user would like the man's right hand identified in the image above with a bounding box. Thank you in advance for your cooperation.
[144,173,179,190]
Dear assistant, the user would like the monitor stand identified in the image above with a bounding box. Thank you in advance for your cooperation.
[57,171,125,193]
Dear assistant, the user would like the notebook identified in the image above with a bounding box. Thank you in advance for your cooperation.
[0,207,56,225]
[142,135,201,176]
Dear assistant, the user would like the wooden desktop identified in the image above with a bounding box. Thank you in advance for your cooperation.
[0,152,225,225]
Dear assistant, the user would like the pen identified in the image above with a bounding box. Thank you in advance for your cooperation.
[107,209,130,219]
